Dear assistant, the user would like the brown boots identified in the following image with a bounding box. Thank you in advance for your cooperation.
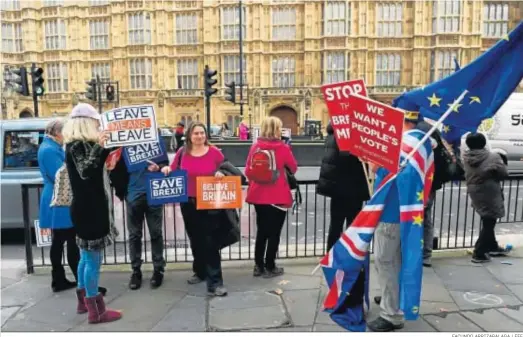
[76,290,122,324]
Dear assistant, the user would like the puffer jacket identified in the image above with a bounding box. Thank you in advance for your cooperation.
[316,123,370,202]
[462,148,508,219]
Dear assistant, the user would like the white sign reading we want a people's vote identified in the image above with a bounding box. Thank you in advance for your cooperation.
[101,105,159,148]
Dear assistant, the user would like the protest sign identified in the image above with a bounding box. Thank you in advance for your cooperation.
[196,176,242,210]
[321,79,368,151]
[101,105,158,147]
[34,220,52,247]
[146,171,188,206]
[124,140,168,172]
[346,95,404,173]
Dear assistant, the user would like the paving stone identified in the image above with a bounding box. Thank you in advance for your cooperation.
[72,288,186,331]
[1,277,20,289]
[434,265,512,295]
[281,289,320,326]
[485,259,523,285]
[1,317,71,332]
[223,269,322,293]
[15,289,89,327]
[0,276,52,308]
[210,291,280,310]
[449,290,522,310]
[250,325,313,332]
[152,295,206,332]
[394,317,436,332]
[421,269,455,303]
[462,309,523,332]
[506,284,523,301]
[313,323,347,331]
[419,301,459,315]
[423,313,483,332]
[1,306,20,327]
[497,306,523,325]
[435,256,484,267]
[209,305,289,331]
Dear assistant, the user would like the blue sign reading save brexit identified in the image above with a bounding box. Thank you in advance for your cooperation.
[146,171,188,206]
[123,140,168,172]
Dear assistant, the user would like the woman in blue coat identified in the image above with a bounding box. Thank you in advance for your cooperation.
[38,119,79,292]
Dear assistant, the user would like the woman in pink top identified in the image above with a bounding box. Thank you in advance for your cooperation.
[161,122,227,296]
[239,120,249,140]
[245,117,298,278]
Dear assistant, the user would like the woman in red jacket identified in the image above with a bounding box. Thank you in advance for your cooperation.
[245,116,298,278]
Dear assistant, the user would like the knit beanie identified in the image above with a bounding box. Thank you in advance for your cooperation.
[465,132,487,150]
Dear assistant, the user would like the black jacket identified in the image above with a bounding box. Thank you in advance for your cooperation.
[416,121,464,192]
[109,153,169,202]
[316,124,370,202]
[66,140,111,241]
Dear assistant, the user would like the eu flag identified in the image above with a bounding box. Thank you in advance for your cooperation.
[393,22,523,144]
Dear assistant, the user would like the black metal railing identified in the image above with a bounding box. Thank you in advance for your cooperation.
[22,175,523,273]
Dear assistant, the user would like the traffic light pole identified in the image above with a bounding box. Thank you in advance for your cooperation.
[31,63,39,117]
[96,75,103,114]
[239,0,244,117]
[206,95,211,138]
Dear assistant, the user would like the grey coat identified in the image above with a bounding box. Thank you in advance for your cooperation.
[462,149,508,219]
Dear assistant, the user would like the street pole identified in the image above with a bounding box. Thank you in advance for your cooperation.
[96,75,103,114]
[239,0,244,116]
[116,81,120,108]
[206,95,211,138]
[31,63,39,117]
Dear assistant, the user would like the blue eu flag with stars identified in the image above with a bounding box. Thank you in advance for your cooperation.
[393,22,523,144]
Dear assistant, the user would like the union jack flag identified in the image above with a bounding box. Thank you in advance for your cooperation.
[320,129,434,330]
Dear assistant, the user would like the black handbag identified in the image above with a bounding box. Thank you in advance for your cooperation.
[215,209,240,250]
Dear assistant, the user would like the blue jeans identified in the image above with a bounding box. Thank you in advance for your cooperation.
[77,249,102,298]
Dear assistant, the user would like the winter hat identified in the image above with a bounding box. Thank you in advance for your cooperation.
[71,103,100,120]
[465,132,487,150]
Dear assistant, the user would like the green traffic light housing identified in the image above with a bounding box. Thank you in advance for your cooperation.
[31,67,45,96]
[85,79,97,101]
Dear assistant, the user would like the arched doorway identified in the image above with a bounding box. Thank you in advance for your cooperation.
[19,109,33,118]
[270,105,298,135]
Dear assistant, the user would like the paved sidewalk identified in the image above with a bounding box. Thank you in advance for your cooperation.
[1,253,523,332]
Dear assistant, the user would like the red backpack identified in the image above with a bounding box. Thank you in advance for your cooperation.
[248,148,279,184]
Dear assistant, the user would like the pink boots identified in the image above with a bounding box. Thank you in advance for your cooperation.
[84,293,122,324]
[76,289,87,314]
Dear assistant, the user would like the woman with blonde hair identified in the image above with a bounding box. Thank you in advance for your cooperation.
[63,103,121,324]
[244,116,298,278]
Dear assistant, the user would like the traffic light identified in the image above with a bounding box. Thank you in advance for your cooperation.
[224,81,236,104]
[106,84,115,101]
[85,79,97,101]
[30,66,45,96]
[8,67,30,96]
[204,65,218,98]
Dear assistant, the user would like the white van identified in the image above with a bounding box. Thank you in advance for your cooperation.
[462,93,523,174]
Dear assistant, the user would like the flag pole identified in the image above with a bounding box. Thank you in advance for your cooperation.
[399,89,468,168]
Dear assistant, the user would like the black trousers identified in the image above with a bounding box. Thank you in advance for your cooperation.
[50,227,80,281]
[327,198,363,251]
[181,199,223,291]
[474,217,500,256]
[126,194,165,270]
[254,205,287,270]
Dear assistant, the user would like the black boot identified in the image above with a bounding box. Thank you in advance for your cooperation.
[51,269,76,293]
[129,269,143,290]
[150,268,164,289]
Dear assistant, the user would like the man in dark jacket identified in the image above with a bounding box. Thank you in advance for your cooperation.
[174,121,185,151]
[415,118,462,267]
[110,138,169,290]
[317,123,371,250]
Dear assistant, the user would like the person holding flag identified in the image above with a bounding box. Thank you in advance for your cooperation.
[367,111,434,331]
[318,110,435,332]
